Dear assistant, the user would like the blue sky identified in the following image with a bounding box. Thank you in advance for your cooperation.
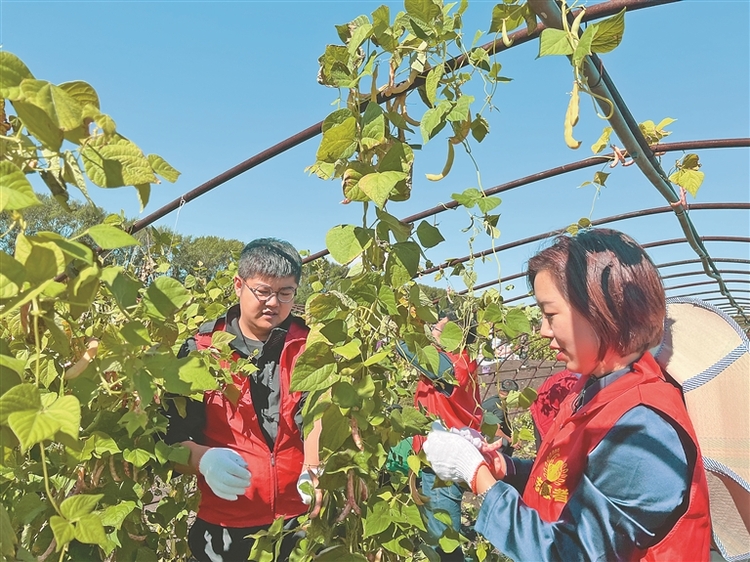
[2,0,748,307]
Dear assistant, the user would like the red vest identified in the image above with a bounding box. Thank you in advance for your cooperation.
[194,317,309,528]
[523,353,711,561]
[413,349,482,452]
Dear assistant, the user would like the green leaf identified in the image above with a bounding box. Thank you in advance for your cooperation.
[49,516,75,552]
[358,171,406,208]
[591,126,613,153]
[669,168,704,197]
[331,381,360,409]
[291,341,339,392]
[60,494,103,522]
[332,339,362,360]
[0,503,17,556]
[210,331,236,350]
[447,95,473,122]
[142,276,190,321]
[363,500,391,537]
[0,52,34,93]
[489,3,526,33]
[14,233,66,283]
[589,8,626,54]
[123,448,154,468]
[7,408,57,451]
[0,350,25,380]
[538,28,573,57]
[364,349,391,366]
[0,251,27,300]
[416,221,445,249]
[317,45,356,88]
[81,432,121,459]
[390,241,421,278]
[86,224,139,249]
[376,208,413,243]
[100,266,141,310]
[401,502,426,531]
[347,22,373,56]
[74,513,108,546]
[12,99,64,151]
[46,395,81,439]
[361,103,385,148]
[133,183,150,212]
[325,225,369,265]
[573,24,596,66]
[503,308,532,338]
[0,383,40,425]
[438,321,463,353]
[0,161,41,212]
[420,101,451,144]
[291,363,341,392]
[425,63,444,106]
[19,80,84,131]
[476,195,501,214]
[99,501,136,530]
[405,0,441,24]
[32,231,94,264]
[451,187,482,209]
[316,116,357,163]
[7,393,80,451]
[58,81,100,109]
[167,355,219,394]
[593,171,609,186]
[518,387,538,409]
[121,321,152,346]
[471,114,490,142]
[147,153,180,183]
[81,136,157,188]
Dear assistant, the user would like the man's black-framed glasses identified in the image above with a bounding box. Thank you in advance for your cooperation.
[243,280,296,303]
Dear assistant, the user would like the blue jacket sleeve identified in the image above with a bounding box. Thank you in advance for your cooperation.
[475,406,691,562]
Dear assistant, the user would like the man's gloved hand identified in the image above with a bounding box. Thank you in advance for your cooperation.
[198,448,251,501]
[296,466,322,505]
[423,430,487,491]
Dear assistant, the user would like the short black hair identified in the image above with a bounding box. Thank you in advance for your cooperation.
[238,238,302,283]
[500,379,519,392]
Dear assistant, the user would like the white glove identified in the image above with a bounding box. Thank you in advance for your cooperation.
[423,430,486,489]
[198,448,251,501]
[296,466,322,505]
[450,426,487,449]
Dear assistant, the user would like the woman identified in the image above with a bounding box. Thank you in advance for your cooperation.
[423,229,711,561]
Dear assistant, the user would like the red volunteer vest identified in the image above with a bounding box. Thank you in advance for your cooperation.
[413,349,482,452]
[523,353,711,561]
[194,317,309,528]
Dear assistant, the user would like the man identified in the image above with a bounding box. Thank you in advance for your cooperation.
[397,311,483,562]
[481,379,519,457]
[162,238,320,562]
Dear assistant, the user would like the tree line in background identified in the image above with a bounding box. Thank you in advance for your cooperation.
[0,194,363,303]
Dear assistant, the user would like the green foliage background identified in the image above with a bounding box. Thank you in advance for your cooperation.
[0,0,634,560]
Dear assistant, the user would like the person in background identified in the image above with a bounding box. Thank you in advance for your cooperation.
[162,238,321,562]
[480,379,519,457]
[421,229,711,561]
[396,310,483,562]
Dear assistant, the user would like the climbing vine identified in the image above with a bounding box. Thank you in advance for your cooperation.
[0,0,642,560]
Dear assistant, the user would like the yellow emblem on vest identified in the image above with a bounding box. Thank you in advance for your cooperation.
[534,447,569,503]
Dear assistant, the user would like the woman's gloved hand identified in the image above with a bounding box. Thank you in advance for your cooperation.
[198,448,251,501]
[449,426,508,480]
[423,429,487,492]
